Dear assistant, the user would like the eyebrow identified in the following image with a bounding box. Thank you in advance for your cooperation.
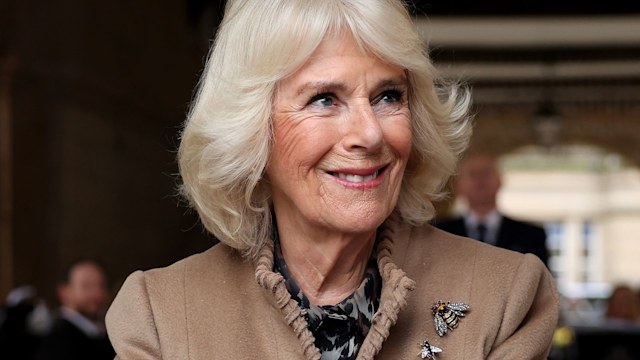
[295,76,409,97]
[295,81,346,97]
[376,77,409,89]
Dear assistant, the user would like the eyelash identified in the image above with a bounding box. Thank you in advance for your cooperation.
[308,92,335,107]
[306,87,405,107]
[376,87,405,104]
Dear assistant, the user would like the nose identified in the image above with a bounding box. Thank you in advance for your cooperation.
[341,103,384,153]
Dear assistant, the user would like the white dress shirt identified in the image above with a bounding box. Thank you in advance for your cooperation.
[463,209,502,245]
[60,306,105,338]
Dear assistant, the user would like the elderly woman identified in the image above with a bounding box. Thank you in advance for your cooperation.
[106,0,559,359]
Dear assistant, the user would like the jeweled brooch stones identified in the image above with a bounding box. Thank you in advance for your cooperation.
[432,300,470,337]
[419,340,442,359]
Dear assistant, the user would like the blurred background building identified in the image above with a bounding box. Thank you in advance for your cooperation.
[418,2,640,324]
[1,2,640,357]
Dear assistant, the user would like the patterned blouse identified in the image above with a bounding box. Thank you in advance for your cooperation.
[273,237,382,360]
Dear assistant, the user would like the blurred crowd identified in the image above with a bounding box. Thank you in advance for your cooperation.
[0,259,114,360]
[604,285,640,324]
[550,284,640,360]
[3,256,639,360]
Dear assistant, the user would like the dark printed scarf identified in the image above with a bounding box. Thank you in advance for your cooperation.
[273,236,381,360]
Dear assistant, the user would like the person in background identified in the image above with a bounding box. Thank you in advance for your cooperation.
[35,259,114,360]
[0,286,51,360]
[605,284,640,323]
[436,153,550,265]
[106,1,559,358]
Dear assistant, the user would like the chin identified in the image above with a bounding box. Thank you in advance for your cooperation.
[327,210,390,235]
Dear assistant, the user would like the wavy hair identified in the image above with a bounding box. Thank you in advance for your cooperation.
[178,0,472,259]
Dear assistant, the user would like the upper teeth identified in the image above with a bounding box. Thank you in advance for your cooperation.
[335,171,379,183]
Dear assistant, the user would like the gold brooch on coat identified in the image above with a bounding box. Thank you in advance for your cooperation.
[432,300,470,337]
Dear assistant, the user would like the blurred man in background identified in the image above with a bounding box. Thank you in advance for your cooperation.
[36,258,114,360]
[436,153,549,266]
[0,286,51,360]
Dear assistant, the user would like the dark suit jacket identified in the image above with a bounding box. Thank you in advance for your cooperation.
[436,215,549,266]
[0,303,42,360]
[35,317,115,360]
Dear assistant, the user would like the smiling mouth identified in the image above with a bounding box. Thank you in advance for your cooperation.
[328,165,387,183]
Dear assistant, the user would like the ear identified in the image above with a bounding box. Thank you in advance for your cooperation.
[452,176,465,197]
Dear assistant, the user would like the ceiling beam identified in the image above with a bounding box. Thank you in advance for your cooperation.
[416,16,640,48]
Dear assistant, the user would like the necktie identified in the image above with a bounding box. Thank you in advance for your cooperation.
[477,223,487,243]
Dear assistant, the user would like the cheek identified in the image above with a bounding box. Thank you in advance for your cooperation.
[270,114,334,174]
[383,117,412,159]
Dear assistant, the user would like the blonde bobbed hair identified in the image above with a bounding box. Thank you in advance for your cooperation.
[178,0,472,259]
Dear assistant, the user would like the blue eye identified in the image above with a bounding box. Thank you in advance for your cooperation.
[379,89,403,103]
[309,93,335,107]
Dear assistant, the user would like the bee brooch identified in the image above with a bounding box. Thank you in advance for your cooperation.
[432,300,470,337]
[419,340,442,359]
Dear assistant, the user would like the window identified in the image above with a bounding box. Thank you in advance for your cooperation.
[545,221,565,278]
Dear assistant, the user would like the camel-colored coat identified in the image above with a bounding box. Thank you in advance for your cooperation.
[106,222,559,359]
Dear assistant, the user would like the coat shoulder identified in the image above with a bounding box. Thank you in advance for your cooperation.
[403,224,548,295]
[106,243,251,359]
[379,223,558,359]
[409,224,528,268]
[142,242,244,286]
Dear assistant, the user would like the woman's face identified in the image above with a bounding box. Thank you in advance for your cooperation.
[267,32,412,236]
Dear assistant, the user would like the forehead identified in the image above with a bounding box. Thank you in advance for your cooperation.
[280,31,405,87]
[69,263,105,281]
[311,31,368,58]
[462,155,496,169]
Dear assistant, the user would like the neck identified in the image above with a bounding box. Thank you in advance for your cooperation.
[62,306,98,322]
[469,204,496,221]
[275,218,376,306]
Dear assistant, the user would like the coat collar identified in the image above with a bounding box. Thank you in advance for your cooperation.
[253,219,416,360]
